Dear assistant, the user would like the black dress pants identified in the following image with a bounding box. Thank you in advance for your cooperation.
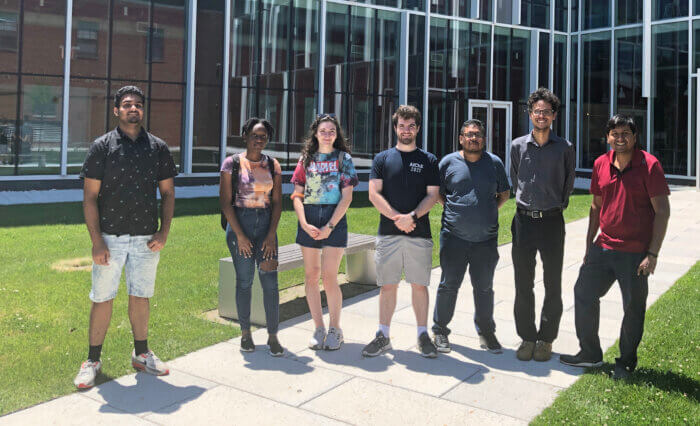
[511,212,565,343]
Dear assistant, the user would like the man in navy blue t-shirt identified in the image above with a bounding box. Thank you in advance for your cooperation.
[431,119,511,355]
[361,105,441,358]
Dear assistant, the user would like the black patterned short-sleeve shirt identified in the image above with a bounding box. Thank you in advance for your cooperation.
[80,127,178,236]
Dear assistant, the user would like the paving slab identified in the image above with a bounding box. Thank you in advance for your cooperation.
[301,377,524,425]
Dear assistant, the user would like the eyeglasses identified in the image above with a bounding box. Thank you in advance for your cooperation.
[461,132,483,139]
[531,109,554,117]
[249,133,269,141]
[609,131,634,140]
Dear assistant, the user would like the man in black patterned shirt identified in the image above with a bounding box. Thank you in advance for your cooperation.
[73,86,178,389]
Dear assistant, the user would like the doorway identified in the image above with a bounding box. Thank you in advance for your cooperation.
[468,100,513,174]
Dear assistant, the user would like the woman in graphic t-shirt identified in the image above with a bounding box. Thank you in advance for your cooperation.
[291,114,359,351]
[219,118,284,356]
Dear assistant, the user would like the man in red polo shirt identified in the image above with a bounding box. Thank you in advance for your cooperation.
[560,114,670,380]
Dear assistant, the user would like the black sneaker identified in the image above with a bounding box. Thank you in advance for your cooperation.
[240,335,255,352]
[612,364,631,380]
[479,333,503,354]
[559,352,603,368]
[433,333,451,353]
[268,337,284,357]
[362,331,392,357]
[418,332,438,358]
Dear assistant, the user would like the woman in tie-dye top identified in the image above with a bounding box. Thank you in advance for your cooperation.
[219,118,284,356]
[291,114,359,351]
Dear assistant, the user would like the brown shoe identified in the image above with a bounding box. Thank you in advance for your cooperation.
[516,341,535,361]
[533,340,552,362]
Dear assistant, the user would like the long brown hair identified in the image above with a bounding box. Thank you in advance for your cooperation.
[301,114,351,169]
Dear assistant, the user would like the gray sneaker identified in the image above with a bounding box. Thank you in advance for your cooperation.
[308,326,326,350]
[324,327,344,350]
[433,333,451,353]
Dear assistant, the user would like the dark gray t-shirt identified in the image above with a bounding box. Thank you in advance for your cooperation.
[440,151,511,242]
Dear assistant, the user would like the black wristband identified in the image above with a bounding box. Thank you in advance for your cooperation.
[646,251,658,258]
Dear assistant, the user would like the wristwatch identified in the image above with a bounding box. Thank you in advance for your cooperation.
[328,222,335,230]
[409,211,417,222]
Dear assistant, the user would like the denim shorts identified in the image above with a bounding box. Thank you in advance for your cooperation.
[296,204,348,248]
[90,233,160,302]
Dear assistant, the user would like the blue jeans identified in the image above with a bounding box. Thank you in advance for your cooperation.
[433,229,499,336]
[225,207,279,334]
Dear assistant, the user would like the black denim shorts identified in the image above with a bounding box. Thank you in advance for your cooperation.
[296,204,348,248]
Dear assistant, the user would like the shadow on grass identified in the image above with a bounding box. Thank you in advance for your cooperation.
[584,363,700,402]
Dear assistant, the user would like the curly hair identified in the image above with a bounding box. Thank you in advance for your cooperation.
[241,117,275,139]
[391,105,422,128]
[300,114,351,169]
[527,88,561,114]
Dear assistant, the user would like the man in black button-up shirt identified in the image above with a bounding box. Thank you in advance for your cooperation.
[73,86,177,389]
[509,88,575,363]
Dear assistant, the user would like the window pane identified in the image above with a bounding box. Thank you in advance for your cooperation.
[615,28,647,150]
[18,76,64,175]
[291,0,318,92]
[431,0,492,21]
[287,90,316,169]
[231,0,258,80]
[553,35,567,138]
[407,14,425,113]
[654,0,689,20]
[347,6,374,95]
[68,78,107,174]
[22,0,67,75]
[0,1,20,73]
[71,0,110,78]
[0,73,18,176]
[694,20,700,70]
[651,22,689,175]
[571,0,578,32]
[521,0,550,29]
[111,1,150,81]
[375,10,400,97]
[539,32,550,89]
[580,32,610,168]
[496,0,515,24]
[555,0,567,31]
[226,84,255,154]
[493,27,532,137]
[582,0,609,29]
[150,0,186,83]
[148,83,184,171]
[616,0,643,25]
[570,37,578,146]
[192,0,224,173]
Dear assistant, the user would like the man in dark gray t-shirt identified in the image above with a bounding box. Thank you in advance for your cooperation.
[431,119,511,355]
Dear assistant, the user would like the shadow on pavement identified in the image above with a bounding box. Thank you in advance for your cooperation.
[241,349,315,375]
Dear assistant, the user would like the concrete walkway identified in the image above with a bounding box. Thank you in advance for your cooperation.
[2,189,698,425]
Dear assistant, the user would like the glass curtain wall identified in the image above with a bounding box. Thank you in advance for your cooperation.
[428,18,490,159]
[324,4,400,168]
[1,0,66,176]
[614,28,647,149]
[229,0,318,170]
[493,27,531,139]
[580,31,610,168]
[553,34,567,138]
[67,0,187,174]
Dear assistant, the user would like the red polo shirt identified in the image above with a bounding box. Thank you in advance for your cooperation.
[590,149,669,253]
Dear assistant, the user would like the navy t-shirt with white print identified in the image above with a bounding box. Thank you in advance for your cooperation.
[370,147,440,238]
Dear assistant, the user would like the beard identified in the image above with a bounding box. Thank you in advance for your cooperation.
[126,114,141,124]
[397,135,416,145]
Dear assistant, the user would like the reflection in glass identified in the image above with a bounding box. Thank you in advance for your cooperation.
[0,2,19,73]
[67,79,107,174]
[407,14,425,115]
[111,0,150,81]
[553,35,567,139]
[521,0,550,29]
[71,0,110,78]
[569,37,578,147]
[21,0,66,75]
[18,76,64,175]
[653,0,689,20]
[193,0,224,173]
[651,23,688,176]
[148,83,183,170]
[555,0,567,31]
[614,28,647,150]
[571,0,578,32]
[0,74,18,176]
[582,0,610,29]
[581,32,610,168]
[150,0,186,83]
[694,20,700,70]
[493,27,531,138]
[617,0,643,25]
[431,0,492,20]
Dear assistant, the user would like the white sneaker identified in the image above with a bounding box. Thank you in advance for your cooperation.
[131,350,169,376]
[74,360,102,389]
[324,327,344,350]
[308,327,326,350]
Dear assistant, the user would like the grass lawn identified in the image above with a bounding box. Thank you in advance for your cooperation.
[0,190,591,416]
[533,262,700,425]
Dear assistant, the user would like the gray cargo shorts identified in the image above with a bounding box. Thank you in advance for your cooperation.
[375,235,433,286]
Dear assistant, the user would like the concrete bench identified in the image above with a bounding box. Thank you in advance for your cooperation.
[219,233,377,325]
